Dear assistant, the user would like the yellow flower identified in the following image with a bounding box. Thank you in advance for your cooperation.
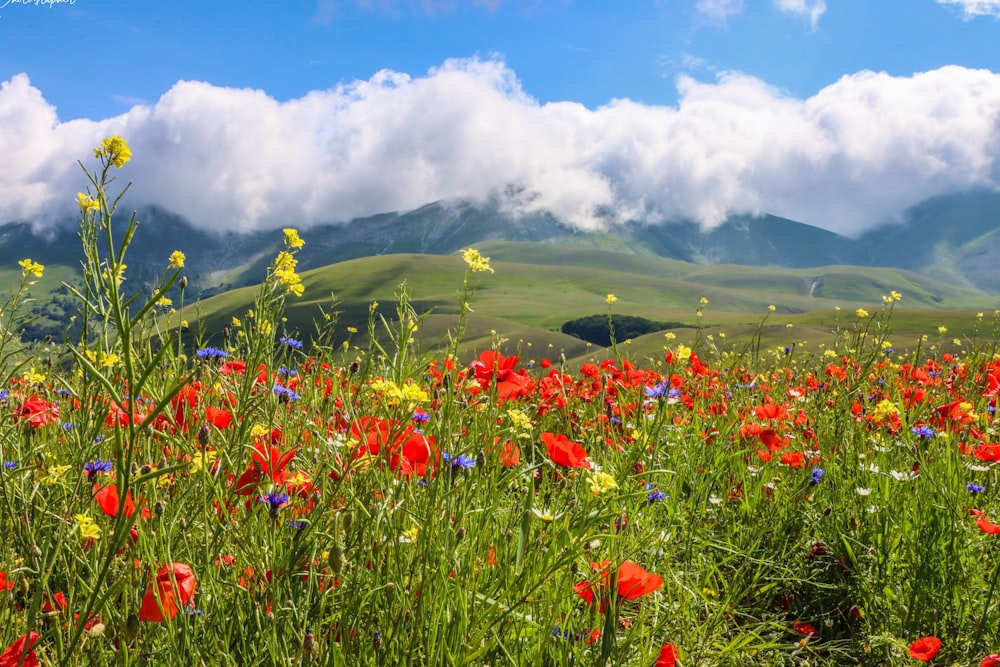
[156,297,173,308]
[462,248,494,273]
[855,308,869,318]
[283,228,305,249]
[699,297,709,306]
[588,471,618,495]
[21,368,45,384]
[75,514,102,541]
[606,294,618,305]
[938,326,948,335]
[18,258,44,278]
[401,525,420,543]
[168,250,186,269]
[41,464,71,486]
[94,135,132,168]
[77,192,100,213]
[768,304,776,312]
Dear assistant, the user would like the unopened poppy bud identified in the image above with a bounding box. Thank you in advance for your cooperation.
[197,423,210,447]
[154,500,166,517]
[349,360,360,374]
[342,511,352,534]
[455,527,466,543]
[124,612,140,642]
[327,544,345,574]
[179,276,188,289]
[476,450,486,469]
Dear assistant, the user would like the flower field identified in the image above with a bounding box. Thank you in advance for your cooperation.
[2,140,1000,666]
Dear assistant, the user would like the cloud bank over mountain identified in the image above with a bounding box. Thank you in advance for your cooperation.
[3,58,1000,237]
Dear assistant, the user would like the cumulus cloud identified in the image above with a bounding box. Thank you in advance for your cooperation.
[937,0,1000,18]
[3,60,1000,237]
[774,0,826,30]
[695,0,745,22]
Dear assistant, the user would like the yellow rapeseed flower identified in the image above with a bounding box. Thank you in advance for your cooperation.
[75,514,102,540]
[588,471,618,495]
[606,294,618,305]
[18,258,44,278]
[856,308,869,318]
[77,192,100,213]
[938,326,948,335]
[283,228,305,249]
[462,248,494,273]
[94,135,132,168]
[168,250,186,269]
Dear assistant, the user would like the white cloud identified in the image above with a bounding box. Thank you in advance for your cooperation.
[937,0,1000,18]
[774,0,826,30]
[695,0,745,22]
[3,60,1000,237]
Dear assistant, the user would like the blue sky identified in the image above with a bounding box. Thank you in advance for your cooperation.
[2,0,1000,235]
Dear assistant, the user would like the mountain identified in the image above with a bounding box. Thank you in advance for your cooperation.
[3,189,1000,341]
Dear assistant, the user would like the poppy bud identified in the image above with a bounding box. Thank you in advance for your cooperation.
[179,276,188,289]
[349,361,360,374]
[455,527,466,543]
[124,612,140,642]
[342,511,352,534]
[154,501,166,517]
[327,544,345,575]
[197,424,211,447]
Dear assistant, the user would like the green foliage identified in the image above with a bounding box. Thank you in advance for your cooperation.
[4,140,1000,667]
[561,314,688,346]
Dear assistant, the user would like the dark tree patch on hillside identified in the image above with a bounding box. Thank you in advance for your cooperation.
[561,314,690,347]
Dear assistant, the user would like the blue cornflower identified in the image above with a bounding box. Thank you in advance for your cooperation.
[810,468,825,486]
[259,489,289,510]
[287,520,308,530]
[272,385,299,403]
[645,382,669,399]
[968,483,985,494]
[56,388,72,397]
[646,483,667,503]
[279,336,303,350]
[3,462,17,469]
[442,451,476,470]
[84,459,114,474]
[195,346,228,360]
[912,424,935,439]
[277,367,297,376]
[84,459,113,481]
[62,422,74,430]
[93,435,105,444]
[412,410,430,424]
[0,390,8,401]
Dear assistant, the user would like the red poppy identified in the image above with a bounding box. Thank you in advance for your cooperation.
[656,643,679,667]
[981,654,1000,667]
[616,560,663,600]
[793,620,817,636]
[17,397,59,428]
[0,572,14,591]
[575,560,662,612]
[42,591,67,614]
[94,483,136,518]
[0,633,40,667]
[908,636,942,662]
[139,562,197,622]
[205,406,232,429]
[499,440,521,467]
[541,432,591,469]
[978,518,1000,535]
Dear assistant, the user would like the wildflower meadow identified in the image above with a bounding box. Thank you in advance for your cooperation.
[3,138,1000,666]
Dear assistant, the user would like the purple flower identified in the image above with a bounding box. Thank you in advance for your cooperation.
[810,468,825,486]
[968,483,985,494]
[195,346,228,360]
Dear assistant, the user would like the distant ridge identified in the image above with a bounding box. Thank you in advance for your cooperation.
[1,188,999,338]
